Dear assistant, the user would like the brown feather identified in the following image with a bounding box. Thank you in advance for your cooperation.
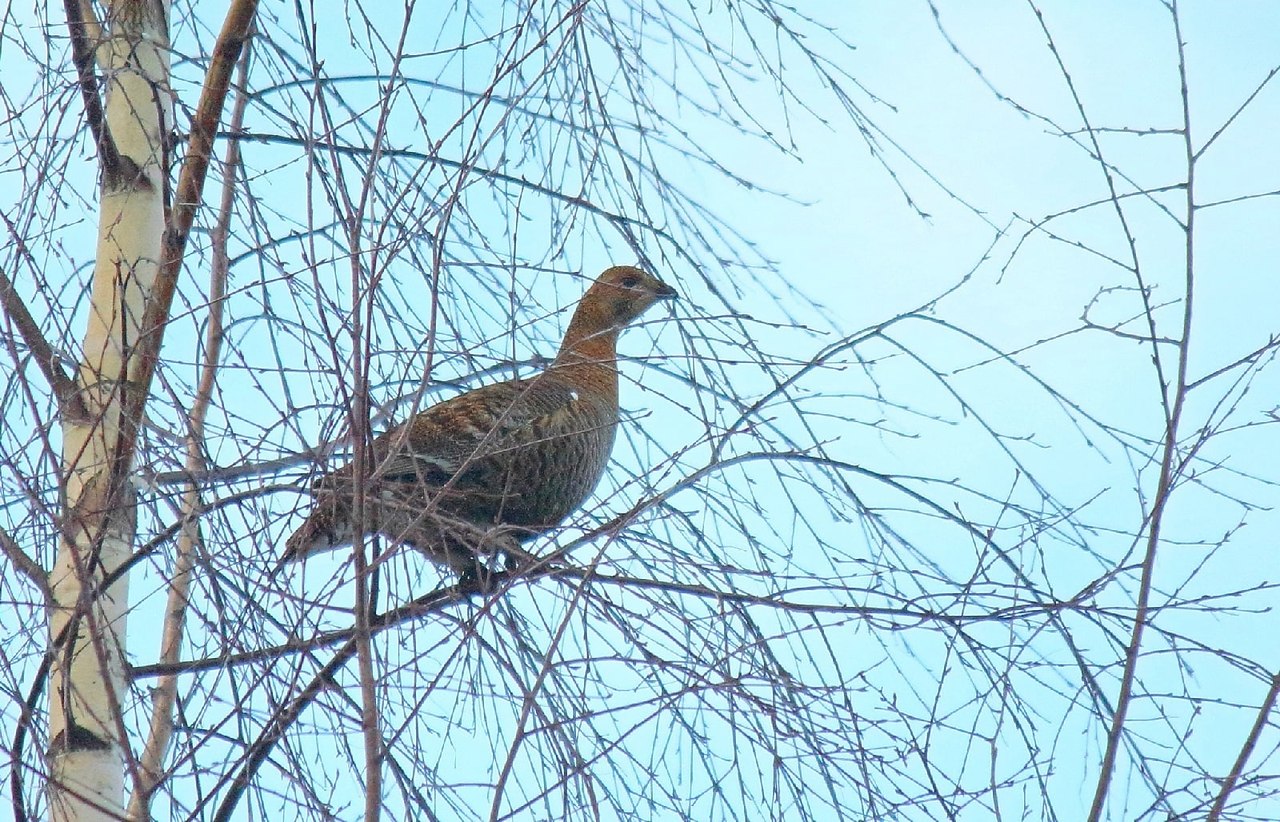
[280,265,677,575]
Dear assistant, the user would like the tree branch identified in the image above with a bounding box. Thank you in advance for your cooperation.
[127,27,256,818]
[0,212,84,418]
[61,0,121,176]
[93,0,260,621]
[1088,2,1198,817]
[0,525,48,604]
[1207,671,1280,821]
[125,0,259,400]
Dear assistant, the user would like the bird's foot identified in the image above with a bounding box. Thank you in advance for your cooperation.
[455,559,507,595]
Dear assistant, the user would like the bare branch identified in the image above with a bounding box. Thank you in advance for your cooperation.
[1088,1,1199,817]
[61,0,120,175]
[0,213,83,418]
[0,524,48,603]
[1208,671,1280,821]
[132,0,260,394]
[127,28,257,818]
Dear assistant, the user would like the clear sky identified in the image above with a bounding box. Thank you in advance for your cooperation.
[652,2,1280,818]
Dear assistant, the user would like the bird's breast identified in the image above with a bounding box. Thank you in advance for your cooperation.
[506,395,617,527]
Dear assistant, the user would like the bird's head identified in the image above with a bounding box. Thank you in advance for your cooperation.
[583,265,680,331]
[556,265,678,364]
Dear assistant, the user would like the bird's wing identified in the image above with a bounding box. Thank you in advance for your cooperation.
[369,376,588,487]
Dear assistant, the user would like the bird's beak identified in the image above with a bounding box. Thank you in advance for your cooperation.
[654,281,680,301]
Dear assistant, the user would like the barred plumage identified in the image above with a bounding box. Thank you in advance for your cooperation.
[280,266,677,575]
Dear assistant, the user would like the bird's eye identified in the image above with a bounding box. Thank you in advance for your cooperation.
[620,275,641,289]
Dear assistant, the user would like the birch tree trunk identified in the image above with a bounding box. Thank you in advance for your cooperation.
[48,1,172,819]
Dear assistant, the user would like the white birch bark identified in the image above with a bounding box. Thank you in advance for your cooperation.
[48,1,173,819]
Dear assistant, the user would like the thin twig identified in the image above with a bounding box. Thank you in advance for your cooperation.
[1088,1,1197,817]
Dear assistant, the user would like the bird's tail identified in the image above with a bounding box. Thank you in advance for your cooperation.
[275,506,352,574]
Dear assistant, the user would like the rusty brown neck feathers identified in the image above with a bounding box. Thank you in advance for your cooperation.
[550,295,622,396]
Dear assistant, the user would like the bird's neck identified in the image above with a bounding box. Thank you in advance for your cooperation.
[552,325,620,396]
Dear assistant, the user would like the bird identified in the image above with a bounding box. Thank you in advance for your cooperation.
[280,265,678,578]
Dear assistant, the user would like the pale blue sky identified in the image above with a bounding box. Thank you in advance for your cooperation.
[683,3,1280,818]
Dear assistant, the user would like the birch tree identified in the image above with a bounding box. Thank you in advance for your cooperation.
[47,0,172,812]
[8,1,257,818]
